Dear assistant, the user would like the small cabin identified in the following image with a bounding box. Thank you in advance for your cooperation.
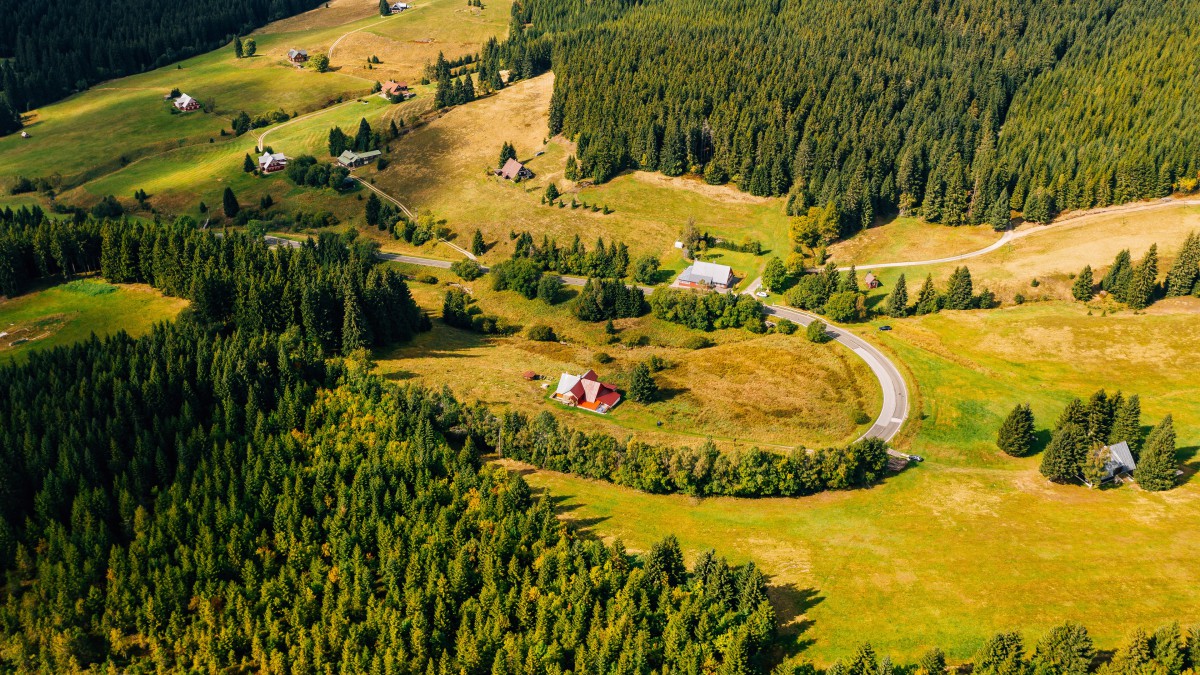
[497,157,534,181]
[338,149,382,167]
[381,80,413,100]
[287,49,309,65]
[864,272,880,289]
[390,2,410,10]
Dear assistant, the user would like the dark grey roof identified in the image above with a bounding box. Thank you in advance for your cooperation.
[1108,441,1136,472]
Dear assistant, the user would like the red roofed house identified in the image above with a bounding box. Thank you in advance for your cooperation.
[552,369,621,413]
[864,272,880,289]
[497,157,534,181]
[381,80,413,100]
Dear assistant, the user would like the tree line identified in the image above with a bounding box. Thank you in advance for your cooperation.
[457,406,890,498]
[1072,232,1200,307]
[0,0,322,117]
[518,0,1200,234]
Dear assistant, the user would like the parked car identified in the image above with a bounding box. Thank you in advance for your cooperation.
[909,455,924,462]
[755,291,768,298]
[878,325,892,331]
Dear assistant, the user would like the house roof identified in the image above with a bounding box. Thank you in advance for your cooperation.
[382,80,409,95]
[554,373,581,397]
[357,150,382,159]
[1108,441,1136,472]
[864,272,877,282]
[288,49,308,59]
[680,260,733,285]
[175,94,195,106]
[338,150,358,163]
[500,157,525,179]
[259,151,287,164]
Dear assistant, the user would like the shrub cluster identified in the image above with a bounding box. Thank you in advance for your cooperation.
[649,287,765,332]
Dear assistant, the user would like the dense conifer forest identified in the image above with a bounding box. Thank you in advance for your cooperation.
[529,0,1200,232]
[0,0,322,113]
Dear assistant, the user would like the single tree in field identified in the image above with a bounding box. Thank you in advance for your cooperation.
[997,403,1036,457]
[1031,622,1094,675]
[244,38,256,57]
[365,193,382,227]
[628,362,657,403]
[242,153,255,173]
[1040,422,1085,483]
[379,0,392,15]
[633,255,660,285]
[1109,393,1142,454]
[471,229,486,256]
[1126,244,1158,309]
[884,273,908,317]
[234,35,244,58]
[309,53,330,72]
[762,256,788,293]
[222,187,239,218]
[806,320,829,343]
[1071,265,1094,301]
[544,183,559,203]
[914,274,939,315]
[1135,415,1177,491]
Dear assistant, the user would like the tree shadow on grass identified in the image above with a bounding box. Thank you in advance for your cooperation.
[768,584,825,659]
[1032,428,1053,455]
[525,483,613,536]
[652,386,688,403]
[1176,445,1199,483]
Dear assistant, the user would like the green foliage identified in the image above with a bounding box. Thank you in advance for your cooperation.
[451,258,485,281]
[997,403,1036,457]
[884,274,907,318]
[1040,422,1086,484]
[490,257,543,299]
[1032,622,1094,675]
[471,228,486,256]
[823,291,865,323]
[497,140,516,169]
[575,277,646,321]
[536,273,563,304]
[221,186,239,218]
[308,53,330,72]
[806,320,830,344]
[442,287,511,334]
[242,152,255,173]
[1110,394,1142,454]
[243,37,255,56]
[774,317,798,334]
[1126,244,1158,310]
[379,0,391,14]
[975,631,1029,675]
[1135,415,1178,491]
[913,274,940,315]
[544,182,560,202]
[628,361,658,403]
[943,266,974,310]
[1164,231,1200,297]
[526,323,556,341]
[1100,249,1133,302]
[917,648,947,675]
[762,256,788,293]
[1072,265,1094,301]
[633,254,660,285]
[510,231,630,278]
[649,287,764,331]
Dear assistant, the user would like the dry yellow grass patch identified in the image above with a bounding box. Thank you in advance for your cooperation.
[829,216,1001,265]
[260,0,380,34]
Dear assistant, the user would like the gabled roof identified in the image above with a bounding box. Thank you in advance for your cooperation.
[382,80,409,95]
[500,157,525,179]
[259,151,287,164]
[1108,441,1136,472]
[288,49,308,59]
[864,272,878,282]
[357,150,382,159]
[338,150,359,163]
[681,260,733,285]
[554,373,581,397]
[175,94,195,106]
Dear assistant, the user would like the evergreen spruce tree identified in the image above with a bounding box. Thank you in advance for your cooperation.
[914,274,940,315]
[1100,249,1133,301]
[917,649,946,675]
[1057,397,1088,430]
[329,127,348,157]
[839,265,860,293]
[342,287,370,353]
[1126,244,1158,309]
[1031,622,1094,675]
[234,35,244,58]
[943,267,974,310]
[884,273,908,318]
[1040,422,1085,483]
[987,189,1011,231]
[997,403,1036,457]
[471,229,486,256]
[1165,231,1200,297]
[544,183,559,203]
[1085,390,1113,443]
[628,362,657,403]
[1110,394,1143,454]
[222,187,239,218]
[365,193,382,227]
[354,118,373,152]
[243,153,256,173]
[1135,415,1177,491]
[1071,265,1093,301]
[380,0,392,15]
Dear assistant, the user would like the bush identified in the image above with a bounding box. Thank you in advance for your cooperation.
[806,320,831,343]
[451,259,485,281]
[774,318,798,334]
[823,291,866,322]
[536,274,563,304]
[594,352,614,364]
[491,258,543,299]
[417,274,439,284]
[526,324,556,342]
[681,335,712,350]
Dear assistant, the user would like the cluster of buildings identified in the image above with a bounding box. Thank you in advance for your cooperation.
[552,370,621,414]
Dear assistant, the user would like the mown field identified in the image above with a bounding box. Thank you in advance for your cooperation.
[379,264,880,448]
[0,280,188,363]
[510,298,1200,665]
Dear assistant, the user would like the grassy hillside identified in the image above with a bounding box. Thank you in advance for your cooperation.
[0,279,188,362]
[510,299,1200,664]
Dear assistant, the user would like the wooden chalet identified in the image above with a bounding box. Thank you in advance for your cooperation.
[173,94,200,112]
[381,80,413,100]
[497,157,534,181]
[259,151,288,174]
[338,149,382,167]
[287,49,309,65]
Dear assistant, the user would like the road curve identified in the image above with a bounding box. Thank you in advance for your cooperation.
[265,234,908,443]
